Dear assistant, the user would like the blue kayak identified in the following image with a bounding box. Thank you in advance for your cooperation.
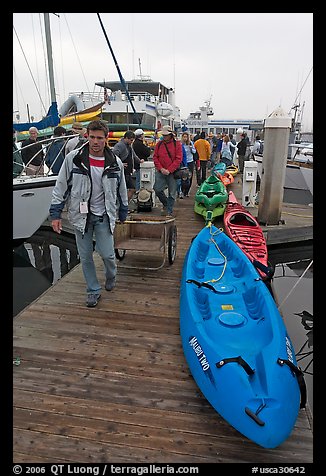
[180,222,306,448]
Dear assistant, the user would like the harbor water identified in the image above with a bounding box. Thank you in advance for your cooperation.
[13,231,313,413]
[268,242,313,413]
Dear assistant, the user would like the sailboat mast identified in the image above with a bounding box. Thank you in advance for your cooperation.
[44,13,56,104]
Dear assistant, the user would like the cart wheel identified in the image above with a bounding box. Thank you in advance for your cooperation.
[115,249,126,261]
[168,225,177,264]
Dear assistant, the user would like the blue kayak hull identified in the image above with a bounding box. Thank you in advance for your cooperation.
[180,224,304,448]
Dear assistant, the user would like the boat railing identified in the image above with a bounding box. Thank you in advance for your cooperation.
[68,91,103,103]
[69,89,157,106]
[14,134,81,179]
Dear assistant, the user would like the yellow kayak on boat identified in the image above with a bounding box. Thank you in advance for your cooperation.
[59,109,102,125]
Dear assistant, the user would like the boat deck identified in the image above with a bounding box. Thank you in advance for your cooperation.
[13,178,313,464]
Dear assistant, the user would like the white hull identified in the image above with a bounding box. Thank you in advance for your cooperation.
[61,80,182,131]
[253,155,313,206]
[13,175,57,240]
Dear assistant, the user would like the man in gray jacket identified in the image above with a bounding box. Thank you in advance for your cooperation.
[49,120,128,308]
[112,131,142,202]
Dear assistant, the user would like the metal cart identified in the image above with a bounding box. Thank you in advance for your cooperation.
[114,215,177,270]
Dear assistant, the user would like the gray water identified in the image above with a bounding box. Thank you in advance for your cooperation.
[268,243,313,413]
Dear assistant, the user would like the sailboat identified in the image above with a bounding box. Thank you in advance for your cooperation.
[13,13,64,242]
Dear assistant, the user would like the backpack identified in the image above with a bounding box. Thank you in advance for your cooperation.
[137,188,153,212]
[258,140,264,155]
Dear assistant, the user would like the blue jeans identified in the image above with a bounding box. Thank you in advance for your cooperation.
[153,170,177,215]
[176,178,182,195]
[74,213,116,295]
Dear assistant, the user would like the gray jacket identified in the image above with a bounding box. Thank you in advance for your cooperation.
[112,138,141,174]
[49,144,129,235]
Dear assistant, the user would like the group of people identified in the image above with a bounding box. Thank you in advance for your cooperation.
[13,122,88,178]
[15,118,258,309]
[47,121,185,308]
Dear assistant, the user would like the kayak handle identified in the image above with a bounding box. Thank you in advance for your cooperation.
[245,407,265,426]
[216,356,255,375]
[186,279,217,293]
[277,358,307,408]
[252,259,275,279]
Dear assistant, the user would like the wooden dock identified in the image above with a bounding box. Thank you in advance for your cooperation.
[13,178,313,464]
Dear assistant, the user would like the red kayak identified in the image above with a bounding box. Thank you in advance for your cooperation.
[223,191,274,280]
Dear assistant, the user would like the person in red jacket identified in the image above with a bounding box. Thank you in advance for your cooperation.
[153,125,183,217]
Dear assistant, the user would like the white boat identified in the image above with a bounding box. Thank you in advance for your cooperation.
[183,100,263,142]
[13,13,63,242]
[13,175,57,242]
[13,135,77,242]
[253,153,313,206]
[288,142,313,165]
[13,15,182,241]
[59,78,182,137]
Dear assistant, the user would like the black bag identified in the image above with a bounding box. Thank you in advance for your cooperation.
[173,168,183,179]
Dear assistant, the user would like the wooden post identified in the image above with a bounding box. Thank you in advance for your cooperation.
[257,107,291,225]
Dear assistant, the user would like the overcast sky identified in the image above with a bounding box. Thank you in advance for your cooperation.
[13,12,313,131]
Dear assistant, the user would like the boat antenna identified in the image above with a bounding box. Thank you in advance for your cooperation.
[96,13,141,125]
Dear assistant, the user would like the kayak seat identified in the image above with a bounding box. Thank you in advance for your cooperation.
[229,213,257,226]
[230,256,247,278]
[243,286,265,320]
[193,287,212,321]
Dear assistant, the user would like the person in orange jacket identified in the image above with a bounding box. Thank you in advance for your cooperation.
[194,131,211,185]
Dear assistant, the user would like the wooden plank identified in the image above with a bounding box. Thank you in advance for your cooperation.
[13,179,313,463]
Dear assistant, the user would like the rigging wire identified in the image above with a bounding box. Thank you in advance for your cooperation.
[32,13,43,117]
[13,24,47,115]
[289,66,313,115]
[277,259,313,310]
[13,63,25,115]
[62,13,92,93]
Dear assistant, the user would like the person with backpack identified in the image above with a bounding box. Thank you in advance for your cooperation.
[252,135,264,156]
[45,126,67,174]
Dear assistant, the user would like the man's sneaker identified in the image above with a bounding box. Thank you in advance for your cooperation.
[86,293,101,308]
[161,206,167,216]
[105,278,116,291]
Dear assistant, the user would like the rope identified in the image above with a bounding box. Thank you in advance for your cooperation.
[203,224,227,283]
[278,259,313,310]
[282,211,313,219]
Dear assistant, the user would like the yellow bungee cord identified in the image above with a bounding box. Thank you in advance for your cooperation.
[203,219,228,284]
